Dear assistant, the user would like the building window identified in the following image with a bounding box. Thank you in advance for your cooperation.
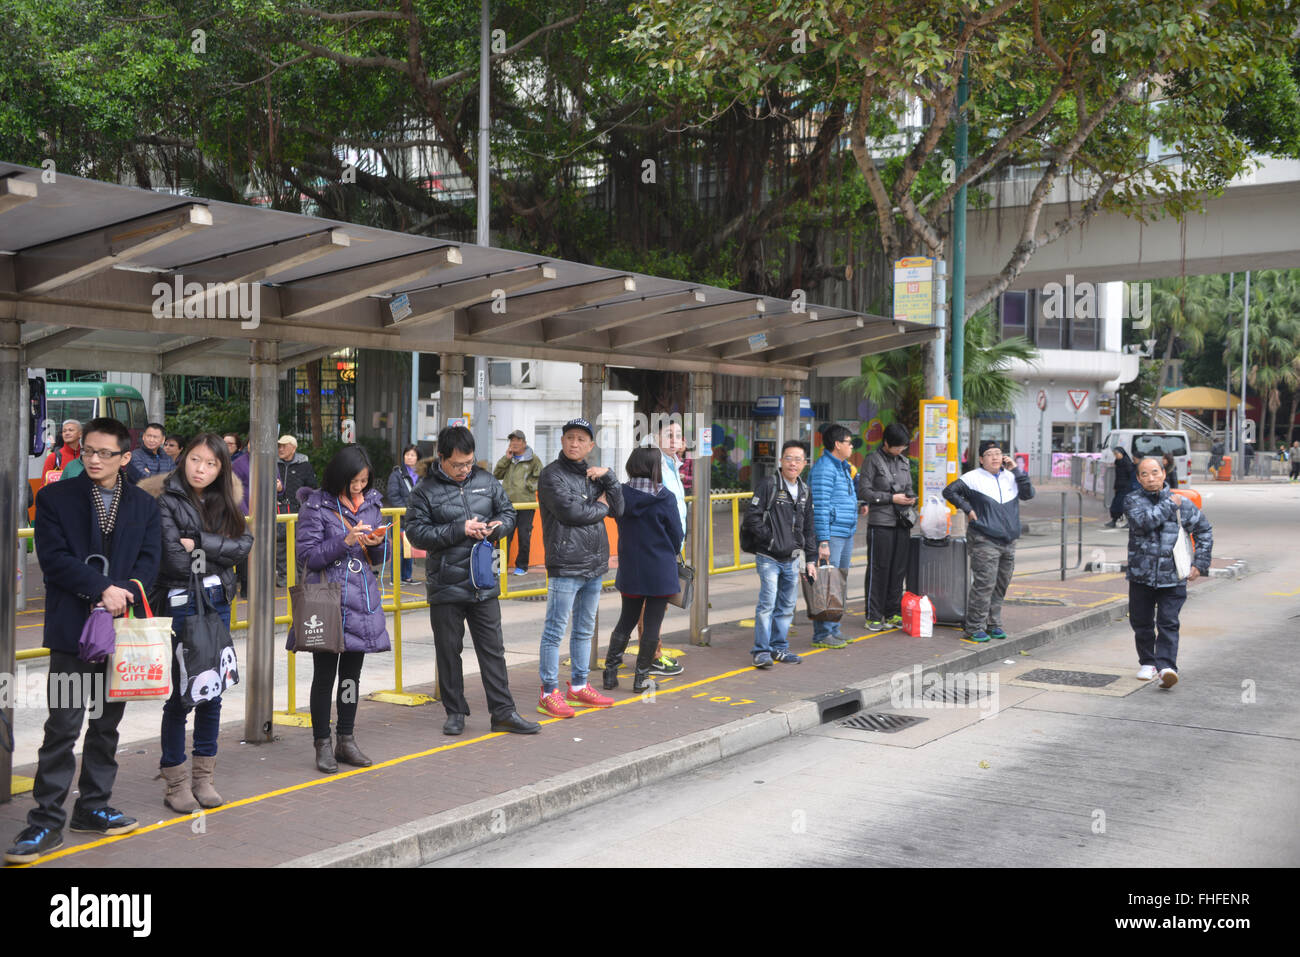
[999,291,1029,341]
[1069,314,1099,350]
[1034,295,1063,349]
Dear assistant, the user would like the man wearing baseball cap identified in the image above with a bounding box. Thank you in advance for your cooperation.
[942,440,1034,642]
[493,429,543,576]
[274,434,317,586]
[535,418,623,717]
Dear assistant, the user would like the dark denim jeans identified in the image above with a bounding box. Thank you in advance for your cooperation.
[159,583,231,768]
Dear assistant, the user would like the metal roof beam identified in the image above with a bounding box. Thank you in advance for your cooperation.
[664,309,818,353]
[22,327,93,360]
[767,325,938,364]
[14,204,213,295]
[161,337,223,370]
[609,299,764,350]
[279,246,462,319]
[540,290,706,343]
[393,264,556,328]
[717,314,876,359]
[465,276,637,337]
[278,345,339,373]
[0,177,37,215]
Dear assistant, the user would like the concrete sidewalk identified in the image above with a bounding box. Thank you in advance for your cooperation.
[2,547,1242,868]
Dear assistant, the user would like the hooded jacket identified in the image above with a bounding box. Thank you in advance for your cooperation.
[1123,485,1213,588]
[614,483,684,597]
[494,446,543,503]
[943,464,1034,543]
[138,471,253,607]
[537,453,624,580]
[289,485,391,653]
[404,461,515,605]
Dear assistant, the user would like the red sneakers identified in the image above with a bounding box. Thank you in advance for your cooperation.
[565,682,614,709]
[538,688,576,719]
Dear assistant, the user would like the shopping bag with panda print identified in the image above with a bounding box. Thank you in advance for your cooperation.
[174,574,239,707]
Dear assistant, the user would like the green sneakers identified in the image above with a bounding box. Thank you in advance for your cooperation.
[812,636,849,649]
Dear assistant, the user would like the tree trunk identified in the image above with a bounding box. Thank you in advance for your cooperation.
[307,359,324,447]
[1287,392,1298,446]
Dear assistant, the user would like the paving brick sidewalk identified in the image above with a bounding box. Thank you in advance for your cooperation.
[7,548,1243,869]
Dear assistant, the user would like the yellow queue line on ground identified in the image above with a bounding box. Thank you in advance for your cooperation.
[22,623,897,867]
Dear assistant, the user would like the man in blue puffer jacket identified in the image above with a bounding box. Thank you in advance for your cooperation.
[1124,456,1213,689]
[809,425,859,648]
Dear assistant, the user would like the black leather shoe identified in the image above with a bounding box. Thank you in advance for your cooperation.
[334,733,372,767]
[490,711,541,735]
[69,806,138,836]
[442,713,465,736]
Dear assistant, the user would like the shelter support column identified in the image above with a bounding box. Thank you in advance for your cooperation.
[581,363,605,670]
[0,319,20,802]
[245,340,278,743]
[689,372,713,646]
[782,378,801,453]
[440,354,465,425]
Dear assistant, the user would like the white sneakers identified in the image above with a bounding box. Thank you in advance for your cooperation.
[1159,668,1179,688]
[1136,665,1158,681]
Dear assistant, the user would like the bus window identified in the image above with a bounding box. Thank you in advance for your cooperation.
[45,400,96,434]
[127,398,148,431]
[109,398,132,425]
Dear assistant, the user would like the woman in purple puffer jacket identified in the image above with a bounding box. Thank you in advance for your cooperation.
[291,446,391,774]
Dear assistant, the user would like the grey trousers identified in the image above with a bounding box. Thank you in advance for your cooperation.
[966,528,1016,634]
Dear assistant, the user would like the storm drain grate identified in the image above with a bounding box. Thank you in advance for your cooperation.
[837,712,927,734]
[1018,668,1119,688]
[922,684,994,704]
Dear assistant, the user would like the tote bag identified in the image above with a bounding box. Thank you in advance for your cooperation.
[107,585,173,700]
[287,575,346,654]
[667,561,695,609]
[175,573,239,707]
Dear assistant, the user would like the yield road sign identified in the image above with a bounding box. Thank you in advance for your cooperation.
[1068,389,1089,411]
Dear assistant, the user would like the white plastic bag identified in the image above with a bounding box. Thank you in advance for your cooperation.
[1172,503,1192,579]
[919,496,949,540]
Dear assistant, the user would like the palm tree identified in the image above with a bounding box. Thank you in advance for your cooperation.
[1146,274,1224,426]
[1228,270,1300,446]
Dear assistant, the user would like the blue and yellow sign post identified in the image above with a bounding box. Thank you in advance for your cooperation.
[919,396,959,513]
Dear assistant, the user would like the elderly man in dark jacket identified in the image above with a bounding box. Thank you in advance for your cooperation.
[535,418,624,718]
[1124,456,1213,689]
[6,417,161,866]
[404,426,539,737]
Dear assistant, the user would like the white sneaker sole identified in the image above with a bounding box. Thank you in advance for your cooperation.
[1159,670,1179,688]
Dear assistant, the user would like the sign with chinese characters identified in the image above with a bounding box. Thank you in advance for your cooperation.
[919,395,958,512]
[893,256,934,325]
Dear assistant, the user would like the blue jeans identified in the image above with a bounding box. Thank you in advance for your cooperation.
[539,574,603,693]
[813,535,853,641]
[400,555,414,581]
[752,554,798,656]
[160,584,231,768]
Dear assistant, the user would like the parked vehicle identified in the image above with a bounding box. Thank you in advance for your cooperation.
[1102,429,1191,484]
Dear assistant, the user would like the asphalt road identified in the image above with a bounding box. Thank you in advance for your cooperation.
[432,482,1300,867]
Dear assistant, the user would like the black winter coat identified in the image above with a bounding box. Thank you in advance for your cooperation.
[386,465,416,508]
[139,472,254,607]
[404,463,515,605]
[1124,486,1213,588]
[743,474,816,561]
[537,454,624,580]
[276,453,316,513]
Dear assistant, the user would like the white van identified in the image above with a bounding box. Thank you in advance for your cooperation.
[1102,429,1192,484]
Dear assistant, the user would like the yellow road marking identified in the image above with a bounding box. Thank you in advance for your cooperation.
[1268,588,1300,597]
[23,625,899,867]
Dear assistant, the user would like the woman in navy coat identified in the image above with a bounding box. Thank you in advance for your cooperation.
[601,447,685,694]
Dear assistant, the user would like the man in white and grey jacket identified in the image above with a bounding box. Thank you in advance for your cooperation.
[942,440,1034,642]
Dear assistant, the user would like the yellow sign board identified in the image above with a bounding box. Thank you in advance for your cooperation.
[894,256,934,325]
[919,395,959,512]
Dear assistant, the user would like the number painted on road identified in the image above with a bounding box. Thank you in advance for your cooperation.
[692,692,755,706]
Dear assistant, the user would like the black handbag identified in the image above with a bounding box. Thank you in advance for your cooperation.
[175,573,238,707]
[667,560,695,609]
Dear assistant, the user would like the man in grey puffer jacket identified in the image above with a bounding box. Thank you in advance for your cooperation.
[1124,456,1213,689]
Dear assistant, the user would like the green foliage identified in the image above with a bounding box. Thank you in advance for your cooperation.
[301,437,395,493]
[165,398,250,443]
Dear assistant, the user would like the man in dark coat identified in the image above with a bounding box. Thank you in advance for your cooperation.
[404,426,539,737]
[273,434,316,586]
[5,417,161,865]
[1124,457,1213,688]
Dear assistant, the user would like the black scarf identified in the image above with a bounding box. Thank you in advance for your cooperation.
[90,472,123,550]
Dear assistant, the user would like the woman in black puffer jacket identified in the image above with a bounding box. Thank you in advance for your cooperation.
[139,433,252,815]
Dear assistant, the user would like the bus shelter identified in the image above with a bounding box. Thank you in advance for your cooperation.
[0,161,939,800]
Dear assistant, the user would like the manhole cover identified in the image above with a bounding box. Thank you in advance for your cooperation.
[837,713,927,733]
[922,684,994,703]
[1018,668,1119,688]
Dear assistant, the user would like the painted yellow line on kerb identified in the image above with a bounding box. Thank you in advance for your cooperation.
[23,626,895,867]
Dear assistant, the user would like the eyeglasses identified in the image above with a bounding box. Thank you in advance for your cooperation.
[781,456,805,463]
[443,459,474,473]
[81,447,124,461]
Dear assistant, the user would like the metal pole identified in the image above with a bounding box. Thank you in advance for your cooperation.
[1225,273,1233,457]
[0,320,21,802]
[950,54,969,419]
[931,259,948,397]
[477,0,490,246]
[781,378,801,453]
[580,363,605,671]
[689,372,713,646]
[244,339,278,743]
[1240,270,1250,479]
[410,351,420,445]
[439,353,465,425]
[1059,491,1067,582]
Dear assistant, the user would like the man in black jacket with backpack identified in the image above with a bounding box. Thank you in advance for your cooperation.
[404,426,540,737]
[743,440,818,668]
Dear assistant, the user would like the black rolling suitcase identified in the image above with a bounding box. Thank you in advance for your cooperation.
[906,535,970,627]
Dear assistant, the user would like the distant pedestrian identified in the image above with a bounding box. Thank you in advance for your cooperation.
[405,427,540,737]
[743,440,817,667]
[493,430,542,577]
[855,422,917,632]
[601,447,686,694]
[1162,453,1179,489]
[1207,438,1225,479]
[293,446,391,773]
[535,419,622,718]
[139,434,252,813]
[387,444,421,584]
[943,440,1035,643]
[126,422,174,482]
[1290,440,1300,482]
[42,419,82,485]
[1104,447,1136,527]
[275,434,317,586]
[163,434,183,461]
[810,424,859,646]
[5,417,161,865]
[1124,457,1213,688]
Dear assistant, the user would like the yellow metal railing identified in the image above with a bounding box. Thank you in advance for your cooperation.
[684,491,756,574]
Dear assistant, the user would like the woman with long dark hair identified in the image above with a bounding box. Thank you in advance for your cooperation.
[293,445,391,773]
[387,443,421,584]
[601,447,685,694]
[141,433,252,812]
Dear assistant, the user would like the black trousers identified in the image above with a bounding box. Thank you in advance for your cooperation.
[1129,580,1186,672]
[310,651,365,740]
[612,595,668,672]
[510,509,534,570]
[28,651,127,831]
[865,525,910,622]
[430,600,517,720]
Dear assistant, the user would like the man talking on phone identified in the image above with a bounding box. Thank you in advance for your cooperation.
[943,440,1035,642]
[404,426,540,737]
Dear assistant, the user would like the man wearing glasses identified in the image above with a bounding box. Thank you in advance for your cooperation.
[6,417,161,865]
[404,426,541,737]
